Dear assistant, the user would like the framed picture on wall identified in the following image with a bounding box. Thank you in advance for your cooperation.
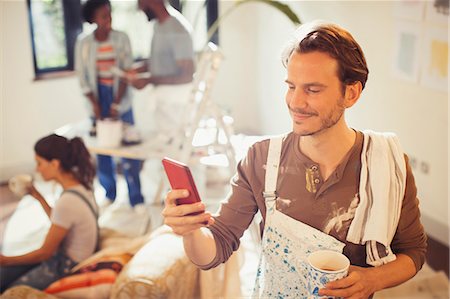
[420,27,448,92]
[392,21,422,83]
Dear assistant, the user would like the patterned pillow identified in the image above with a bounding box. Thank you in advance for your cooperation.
[44,254,132,299]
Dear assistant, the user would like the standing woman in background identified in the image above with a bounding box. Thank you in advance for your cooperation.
[0,134,98,292]
[75,0,144,209]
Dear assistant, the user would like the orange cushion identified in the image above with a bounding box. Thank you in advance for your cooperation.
[45,269,117,294]
[44,253,132,297]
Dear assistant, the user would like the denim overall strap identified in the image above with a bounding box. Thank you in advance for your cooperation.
[63,189,100,252]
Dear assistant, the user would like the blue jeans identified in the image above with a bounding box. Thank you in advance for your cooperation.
[0,251,76,292]
[96,84,144,206]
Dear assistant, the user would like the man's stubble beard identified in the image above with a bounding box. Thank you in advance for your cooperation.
[293,98,346,137]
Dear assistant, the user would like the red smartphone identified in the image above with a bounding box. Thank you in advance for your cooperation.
[162,157,202,206]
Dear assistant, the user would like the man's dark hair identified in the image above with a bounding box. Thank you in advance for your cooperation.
[281,21,369,91]
[82,0,111,24]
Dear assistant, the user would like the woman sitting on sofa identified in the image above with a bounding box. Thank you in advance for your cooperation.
[0,134,98,293]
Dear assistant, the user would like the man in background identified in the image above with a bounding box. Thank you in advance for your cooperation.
[129,0,195,144]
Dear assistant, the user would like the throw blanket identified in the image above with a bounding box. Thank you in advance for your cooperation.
[347,130,407,266]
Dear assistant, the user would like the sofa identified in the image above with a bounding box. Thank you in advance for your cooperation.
[0,225,249,299]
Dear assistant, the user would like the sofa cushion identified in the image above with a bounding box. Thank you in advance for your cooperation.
[111,226,200,299]
[44,269,116,299]
[0,285,58,299]
[44,253,132,299]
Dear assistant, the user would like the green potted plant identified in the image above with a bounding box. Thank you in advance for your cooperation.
[182,0,301,46]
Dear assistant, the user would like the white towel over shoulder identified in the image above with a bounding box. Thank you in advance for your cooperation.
[346,130,407,266]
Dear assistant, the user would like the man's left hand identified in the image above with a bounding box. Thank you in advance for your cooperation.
[318,265,377,299]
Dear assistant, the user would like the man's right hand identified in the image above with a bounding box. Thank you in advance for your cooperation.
[162,189,215,236]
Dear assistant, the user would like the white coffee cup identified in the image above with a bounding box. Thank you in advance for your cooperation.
[8,174,33,198]
[307,250,350,297]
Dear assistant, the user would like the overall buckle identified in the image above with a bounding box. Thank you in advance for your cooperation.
[262,191,277,199]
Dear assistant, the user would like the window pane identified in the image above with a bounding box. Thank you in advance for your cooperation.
[30,0,67,69]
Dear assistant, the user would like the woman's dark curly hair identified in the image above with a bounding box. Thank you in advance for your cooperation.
[34,134,96,190]
[82,0,111,24]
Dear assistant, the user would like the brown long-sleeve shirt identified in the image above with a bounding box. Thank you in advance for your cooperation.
[201,131,427,272]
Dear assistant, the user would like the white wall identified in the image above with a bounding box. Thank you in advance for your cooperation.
[211,1,260,134]
[1,1,448,244]
[1,1,85,178]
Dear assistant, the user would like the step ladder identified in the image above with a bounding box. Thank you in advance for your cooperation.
[154,42,237,202]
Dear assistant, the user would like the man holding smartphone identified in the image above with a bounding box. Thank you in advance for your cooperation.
[162,21,427,299]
